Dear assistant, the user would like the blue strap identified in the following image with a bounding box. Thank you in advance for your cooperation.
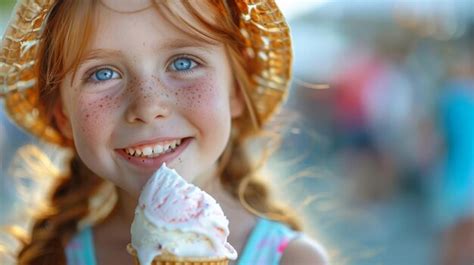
[65,227,97,265]
[237,218,300,265]
[237,218,266,265]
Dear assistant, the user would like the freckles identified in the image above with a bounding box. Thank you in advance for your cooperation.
[78,102,100,139]
[127,78,136,93]
[128,75,170,101]
[152,75,170,99]
[175,75,220,112]
[173,75,228,136]
[77,94,120,141]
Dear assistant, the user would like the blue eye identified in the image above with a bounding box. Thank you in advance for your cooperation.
[170,57,197,72]
[90,68,120,82]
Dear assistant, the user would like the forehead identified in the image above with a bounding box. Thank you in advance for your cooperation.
[99,0,152,12]
[88,1,220,51]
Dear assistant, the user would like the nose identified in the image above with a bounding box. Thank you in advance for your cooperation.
[125,82,171,124]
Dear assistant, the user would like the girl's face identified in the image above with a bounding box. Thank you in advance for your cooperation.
[56,2,243,195]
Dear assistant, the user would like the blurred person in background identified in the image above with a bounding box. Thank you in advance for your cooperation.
[331,30,419,202]
[434,25,474,265]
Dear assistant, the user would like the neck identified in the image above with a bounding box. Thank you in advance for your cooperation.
[115,188,138,226]
[92,188,137,245]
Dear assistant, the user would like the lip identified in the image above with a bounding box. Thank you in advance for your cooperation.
[122,137,185,149]
[116,137,192,172]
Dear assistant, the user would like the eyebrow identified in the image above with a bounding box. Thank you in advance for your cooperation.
[158,38,219,53]
[80,49,124,63]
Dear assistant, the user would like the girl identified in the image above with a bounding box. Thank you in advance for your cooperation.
[0,0,328,264]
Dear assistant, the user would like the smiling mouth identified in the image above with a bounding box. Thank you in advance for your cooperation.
[123,138,184,158]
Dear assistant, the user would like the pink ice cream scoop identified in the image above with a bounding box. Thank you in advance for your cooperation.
[130,163,237,265]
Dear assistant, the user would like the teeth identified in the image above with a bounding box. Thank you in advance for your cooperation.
[127,148,135,155]
[143,147,153,156]
[164,144,171,152]
[153,145,163,154]
[125,139,183,158]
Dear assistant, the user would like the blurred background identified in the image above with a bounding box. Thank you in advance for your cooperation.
[1,0,474,265]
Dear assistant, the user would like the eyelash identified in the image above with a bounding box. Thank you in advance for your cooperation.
[167,55,202,74]
[84,65,121,85]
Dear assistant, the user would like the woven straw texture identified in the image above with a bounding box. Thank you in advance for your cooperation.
[0,0,292,145]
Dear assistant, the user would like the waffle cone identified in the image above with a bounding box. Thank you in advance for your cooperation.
[127,244,229,265]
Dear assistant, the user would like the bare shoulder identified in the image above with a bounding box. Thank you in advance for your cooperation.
[279,234,329,265]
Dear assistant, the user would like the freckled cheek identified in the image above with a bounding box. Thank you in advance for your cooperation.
[74,95,123,144]
[173,77,229,119]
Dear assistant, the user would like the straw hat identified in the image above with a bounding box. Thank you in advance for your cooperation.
[0,0,292,145]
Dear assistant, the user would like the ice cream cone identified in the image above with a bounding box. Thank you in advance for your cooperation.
[127,244,229,265]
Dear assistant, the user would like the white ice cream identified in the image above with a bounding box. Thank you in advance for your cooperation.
[130,163,237,265]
